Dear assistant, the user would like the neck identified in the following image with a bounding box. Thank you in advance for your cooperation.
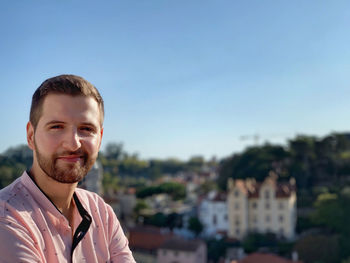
[29,165,78,222]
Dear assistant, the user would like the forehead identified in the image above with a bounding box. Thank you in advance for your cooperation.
[39,94,101,126]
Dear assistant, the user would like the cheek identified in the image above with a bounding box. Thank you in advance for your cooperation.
[34,132,60,152]
[83,137,101,154]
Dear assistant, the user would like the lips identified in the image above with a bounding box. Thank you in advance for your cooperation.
[57,155,83,163]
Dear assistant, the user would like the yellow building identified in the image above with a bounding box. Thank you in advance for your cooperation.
[227,173,297,240]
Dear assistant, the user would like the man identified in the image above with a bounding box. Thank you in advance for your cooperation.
[0,75,135,262]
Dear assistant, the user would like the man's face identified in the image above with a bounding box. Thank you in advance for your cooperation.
[27,94,103,184]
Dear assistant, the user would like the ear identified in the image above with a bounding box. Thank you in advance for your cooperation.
[98,127,104,150]
[26,122,35,150]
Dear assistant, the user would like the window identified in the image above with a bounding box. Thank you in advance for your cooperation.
[252,202,257,209]
[234,190,240,197]
[235,216,240,225]
[235,203,240,209]
[279,202,284,210]
[236,229,240,235]
[279,215,284,222]
[265,202,270,209]
[265,190,270,199]
[224,214,228,221]
[213,215,217,225]
[265,215,270,222]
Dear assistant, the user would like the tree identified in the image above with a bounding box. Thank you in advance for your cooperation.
[311,190,350,234]
[242,232,278,253]
[136,182,186,200]
[166,213,183,230]
[144,212,167,227]
[218,144,290,190]
[206,238,228,263]
[104,142,124,161]
[294,234,340,263]
[188,216,203,236]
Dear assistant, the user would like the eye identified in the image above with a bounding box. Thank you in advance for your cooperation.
[50,125,63,129]
[80,126,95,133]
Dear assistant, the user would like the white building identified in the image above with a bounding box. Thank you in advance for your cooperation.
[227,173,297,240]
[198,191,229,237]
[79,160,103,195]
[157,238,207,263]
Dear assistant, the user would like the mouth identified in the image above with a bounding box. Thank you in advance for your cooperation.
[57,155,83,163]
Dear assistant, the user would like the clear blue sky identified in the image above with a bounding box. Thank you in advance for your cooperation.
[1,1,350,160]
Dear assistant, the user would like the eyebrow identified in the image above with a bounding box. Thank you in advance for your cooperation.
[44,120,66,126]
[44,120,99,128]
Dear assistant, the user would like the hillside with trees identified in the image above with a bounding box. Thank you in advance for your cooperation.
[2,133,350,262]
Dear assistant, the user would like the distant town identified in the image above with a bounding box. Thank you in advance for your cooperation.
[1,132,350,263]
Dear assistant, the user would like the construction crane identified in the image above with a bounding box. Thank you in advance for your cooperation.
[239,133,292,146]
[240,134,260,145]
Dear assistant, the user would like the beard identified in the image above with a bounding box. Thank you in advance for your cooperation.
[34,142,96,184]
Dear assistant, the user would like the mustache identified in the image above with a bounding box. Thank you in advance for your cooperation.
[54,149,87,158]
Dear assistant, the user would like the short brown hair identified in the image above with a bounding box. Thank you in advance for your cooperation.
[30,74,104,129]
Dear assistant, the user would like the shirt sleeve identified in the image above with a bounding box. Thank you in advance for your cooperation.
[106,205,136,263]
[0,217,43,263]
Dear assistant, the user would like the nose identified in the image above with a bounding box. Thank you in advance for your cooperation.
[62,128,82,152]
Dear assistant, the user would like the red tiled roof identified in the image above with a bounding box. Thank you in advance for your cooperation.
[213,192,227,202]
[159,238,204,252]
[237,253,302,263]
[126,187,136,195]
[128,226,174,251]
[234,176,296,199]
[276,183,296,198]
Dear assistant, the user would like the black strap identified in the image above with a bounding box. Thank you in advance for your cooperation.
[71,193,92,257]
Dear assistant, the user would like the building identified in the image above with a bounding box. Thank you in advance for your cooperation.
[198,191,228,237]
[234,252,302,263]
[157,238,207,263]
[227,173,297,240]
[79,160,103,195]
[117,187,137,224]
[128,226,174,263]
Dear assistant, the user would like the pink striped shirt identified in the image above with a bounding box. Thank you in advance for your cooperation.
[0,172,135,263]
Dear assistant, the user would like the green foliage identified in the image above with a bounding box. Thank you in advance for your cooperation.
[307,189,350,261]
[100,143,213,183]
[206,238,228,262]
[104,142,124,161]
[218,144,290,189]
[144,212,167,227]
[136,182,186,200]
[296,216,315,234]
[166,212,183,230]
[294,234,340,263]
[342,257,350,263]
[311,192,347,233]
[133,200,149,214]
[0,145,32,189]
[197,181,218,195]
[242,232,278,253]
[186,156,205,171]
[102,172,119,193]
[142,212,182,230]
[188,216,203,236]
[219,133,350,191]
[118,155,149,177]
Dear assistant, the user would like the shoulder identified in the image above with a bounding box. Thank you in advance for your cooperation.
[75,188,105,204]
[0,176,25,218]
[75,188,114,215]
